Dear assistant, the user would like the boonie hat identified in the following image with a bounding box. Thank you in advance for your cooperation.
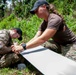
[30,0,49,14]
[13,28,22,41]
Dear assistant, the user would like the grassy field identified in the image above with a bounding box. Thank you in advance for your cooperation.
[0,60,42,75]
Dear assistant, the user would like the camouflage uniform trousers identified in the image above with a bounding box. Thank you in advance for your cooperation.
[61,44,76,61]
[42,40,62,54]
[42,40,76,62]
[0,53,25,68]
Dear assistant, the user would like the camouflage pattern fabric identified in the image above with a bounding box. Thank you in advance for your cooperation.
[42,40,76,62]
[62,43,76,61]
[0,29,24,68]
[0,53,20,68]
[42,40,62,53]
[0,29,12,47]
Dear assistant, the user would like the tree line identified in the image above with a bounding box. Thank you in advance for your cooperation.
[0,0,76,21]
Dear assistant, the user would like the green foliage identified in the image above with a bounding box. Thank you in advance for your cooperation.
[64,14,76,33]
[0,14,17,29]
[0,14,42,42]
[0,4,5,19]
[25,15,42,41]
[13,0,36,18]
[0,67,36,75]
[62,0,73,15]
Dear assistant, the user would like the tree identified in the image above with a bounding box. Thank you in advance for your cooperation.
[0,0,7,20]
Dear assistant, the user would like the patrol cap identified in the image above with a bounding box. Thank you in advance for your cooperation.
[13,28,22,41]
[30,0,49,14]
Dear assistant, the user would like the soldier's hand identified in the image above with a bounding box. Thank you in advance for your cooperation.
[11,45,24,54]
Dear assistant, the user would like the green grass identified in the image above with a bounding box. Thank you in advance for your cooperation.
[0,60,42,75]
[0,68,36,75]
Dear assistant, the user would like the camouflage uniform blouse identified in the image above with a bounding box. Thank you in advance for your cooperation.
[0,29,13,55]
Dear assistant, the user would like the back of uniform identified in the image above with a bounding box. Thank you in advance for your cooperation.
[0,29,13,55]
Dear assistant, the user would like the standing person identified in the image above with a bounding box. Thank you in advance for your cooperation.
[12,0,76,61]
[0,28,24,68]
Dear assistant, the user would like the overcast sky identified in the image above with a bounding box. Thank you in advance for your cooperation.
[6,0,12,8]
[6,0,23,8]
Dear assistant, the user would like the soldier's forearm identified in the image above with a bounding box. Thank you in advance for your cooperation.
[0,46,12,55]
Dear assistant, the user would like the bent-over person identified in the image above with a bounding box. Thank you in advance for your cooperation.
[0,28,24,68]
[11,0,76,62]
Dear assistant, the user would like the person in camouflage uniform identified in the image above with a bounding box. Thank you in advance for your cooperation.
[0,28,24,68]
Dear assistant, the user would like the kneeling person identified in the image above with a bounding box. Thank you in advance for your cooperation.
[0,28,24,68]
